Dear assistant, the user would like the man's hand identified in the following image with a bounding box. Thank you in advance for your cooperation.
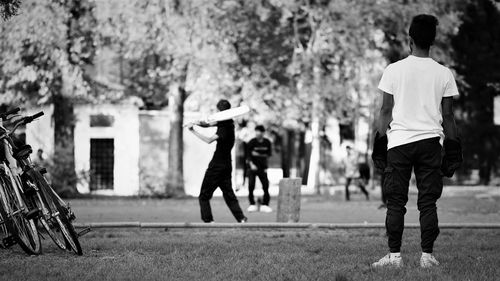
[441,138,462,178]
[197,117,214,127]
[4,114,23,126]
[372,132,388,171]
[185,123,194,131]
[251,151,264,157]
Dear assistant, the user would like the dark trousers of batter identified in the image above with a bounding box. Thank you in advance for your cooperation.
[248,169,270,205]
[383,137,443,253]
[199,164,245,222]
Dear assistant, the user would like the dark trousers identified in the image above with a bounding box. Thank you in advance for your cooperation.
[384,137,443,253]
[345,177,369,201]
[248,169,270,205]
[199,164,245,222]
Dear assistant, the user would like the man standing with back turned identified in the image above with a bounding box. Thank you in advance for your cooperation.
[371,14,462,268]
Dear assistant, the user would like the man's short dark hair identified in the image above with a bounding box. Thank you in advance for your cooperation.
[216,99,231,111]
[255,125,265,132]
[409,14,439,49]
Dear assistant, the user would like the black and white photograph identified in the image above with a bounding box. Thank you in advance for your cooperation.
[1,0,500,280]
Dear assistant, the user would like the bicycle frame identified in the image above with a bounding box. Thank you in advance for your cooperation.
[0,122,55,222]
[1,119,73,220]
[0,136,30,217]
[0,110,82,254]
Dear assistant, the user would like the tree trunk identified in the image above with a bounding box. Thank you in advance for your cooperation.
[308,114,321,194]
[296,131,305,179]
[166,84,187,197]
[281,128,291,178]
[52,94,78,197]
[307,64,322,194]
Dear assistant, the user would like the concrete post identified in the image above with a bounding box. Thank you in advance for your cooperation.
[276,178,302,222]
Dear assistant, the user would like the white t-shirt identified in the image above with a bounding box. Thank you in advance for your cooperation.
[378,55,459,149]
[343,151,359,178]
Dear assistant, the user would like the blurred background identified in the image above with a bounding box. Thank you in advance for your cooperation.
[1,0,499,199]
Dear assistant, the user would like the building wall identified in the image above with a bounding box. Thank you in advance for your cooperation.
[74,104,140,195]
[183,112,217,197]
[25,105,54,157]
[138,110,169,195]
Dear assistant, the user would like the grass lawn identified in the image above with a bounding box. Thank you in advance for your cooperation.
[1,228,499,281]
[69,193,500,224]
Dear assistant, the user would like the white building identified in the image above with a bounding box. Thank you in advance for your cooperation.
[25,103,217,196]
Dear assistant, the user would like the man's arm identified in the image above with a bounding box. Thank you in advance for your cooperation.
[377,91,394,135]
[441,96,462,177]
[189,126,218,144]
[441,97,458,140]
[250,141,272,157]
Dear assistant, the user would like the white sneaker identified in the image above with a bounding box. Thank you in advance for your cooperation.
[247,205,258,212]
[260,205,273,213]
[420,253,439,268]
[371,254,403,268]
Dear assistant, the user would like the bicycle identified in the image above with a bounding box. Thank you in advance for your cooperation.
[0,108,41,254]
[1,108,84,255]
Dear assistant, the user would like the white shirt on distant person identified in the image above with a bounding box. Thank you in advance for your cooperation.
[343,151,360,178]
[378,55,459,149]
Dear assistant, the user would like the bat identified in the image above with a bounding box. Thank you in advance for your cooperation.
[206,105,250,123]
[184,105,250,127]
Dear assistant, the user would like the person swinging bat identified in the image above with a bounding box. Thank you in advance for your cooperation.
[186,99,248,223]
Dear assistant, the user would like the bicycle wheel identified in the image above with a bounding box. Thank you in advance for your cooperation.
[28,170,82,255]
[23,178,67,250]
[0,171,41,255]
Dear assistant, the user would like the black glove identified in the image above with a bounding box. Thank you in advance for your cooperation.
[372,132,388,171]
[441,138,462,178]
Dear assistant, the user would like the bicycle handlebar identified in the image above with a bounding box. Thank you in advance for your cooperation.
[25,111,44,123]
[0,107,20,120]
[0,111,45,140]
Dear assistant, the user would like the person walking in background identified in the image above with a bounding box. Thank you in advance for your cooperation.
[343,146,369,201]
[246,125,273,213]
[371,14,461,268]
[187,99,247,223]
[33,148,47,167]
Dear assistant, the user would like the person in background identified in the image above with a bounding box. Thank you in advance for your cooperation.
[343,145,370,201]
[246,125,273,213]
[33,148,47,167]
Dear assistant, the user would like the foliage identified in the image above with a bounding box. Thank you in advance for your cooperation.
[0,0,97,105]
[0,0,20,20]
[0,0,98,196]
[452,0,500,183]
[98,0,234,110]
[44,144,79,197]
[217,1,387,129]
